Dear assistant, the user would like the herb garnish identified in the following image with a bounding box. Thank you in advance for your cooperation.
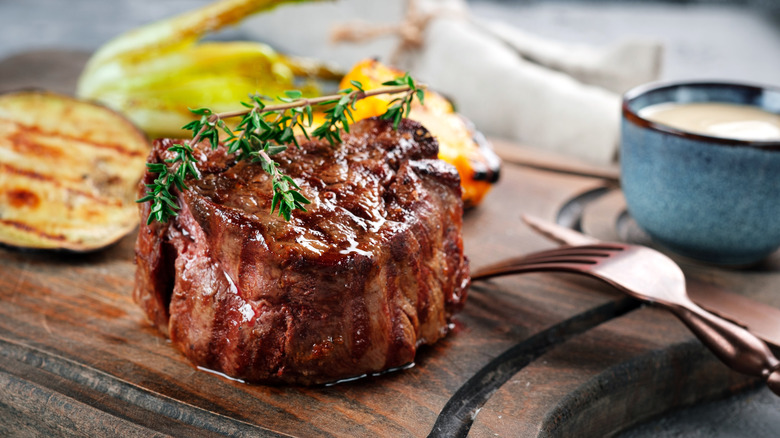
[137,74,425,225]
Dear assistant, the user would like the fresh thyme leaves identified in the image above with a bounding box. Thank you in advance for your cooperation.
[136,143,198,225]
[138,73,424,224]
[379,75,426,129]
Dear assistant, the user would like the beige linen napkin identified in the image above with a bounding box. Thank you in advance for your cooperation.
[242,0,663,165]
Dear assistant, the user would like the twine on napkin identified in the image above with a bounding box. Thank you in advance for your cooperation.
[330,0,460,66]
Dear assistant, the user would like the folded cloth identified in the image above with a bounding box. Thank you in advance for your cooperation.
[397,16,621,164]
[472,17,663,96]
[242,0,663,165]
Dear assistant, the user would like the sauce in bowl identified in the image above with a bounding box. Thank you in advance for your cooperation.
[638,102,780,141]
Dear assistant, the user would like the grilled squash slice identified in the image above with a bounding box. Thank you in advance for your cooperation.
[0,91,149,251]
[339,59,501,207]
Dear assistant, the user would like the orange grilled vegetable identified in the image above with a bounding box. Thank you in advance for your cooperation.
[0,91,149,251]
[340,59,500,207]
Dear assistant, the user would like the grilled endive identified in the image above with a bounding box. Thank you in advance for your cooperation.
[77,0,338,138]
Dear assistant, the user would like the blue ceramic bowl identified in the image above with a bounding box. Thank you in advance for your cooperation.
[621,81,780,265]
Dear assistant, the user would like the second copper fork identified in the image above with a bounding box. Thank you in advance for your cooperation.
[472,232,780,396]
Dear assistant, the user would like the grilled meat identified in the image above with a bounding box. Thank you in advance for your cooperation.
[134,118,470,385]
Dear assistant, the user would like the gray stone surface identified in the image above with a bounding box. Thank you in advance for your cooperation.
[470,1,780,87]
[620,385,780,437]
[0,0,215,59]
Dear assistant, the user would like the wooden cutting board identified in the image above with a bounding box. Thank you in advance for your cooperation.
[1,50,778,437]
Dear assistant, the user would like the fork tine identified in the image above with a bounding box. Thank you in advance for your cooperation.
[471,261,593,281]
[480,254,601,271]
[525,244,624,258]
[523,250,609,261]
[472,248,621,281]
[471,243,630,280]
[478,245,623,272]
[514,255,601,265]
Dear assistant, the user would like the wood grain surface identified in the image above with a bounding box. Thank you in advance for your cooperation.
[1,50,777,437]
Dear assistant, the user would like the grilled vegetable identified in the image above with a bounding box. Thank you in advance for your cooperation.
[339,59,501,207]
[75,0,497,207]
[77,0,338,138]
[0,91,149,251]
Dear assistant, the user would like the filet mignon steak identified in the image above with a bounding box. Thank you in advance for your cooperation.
[134,117,470,385]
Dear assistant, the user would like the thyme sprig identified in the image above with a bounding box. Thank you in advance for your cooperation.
[137,73,425,224]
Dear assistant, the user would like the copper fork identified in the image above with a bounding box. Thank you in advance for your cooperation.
[472,220,780,396]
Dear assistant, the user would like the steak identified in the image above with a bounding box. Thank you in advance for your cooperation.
[134,117,470,385]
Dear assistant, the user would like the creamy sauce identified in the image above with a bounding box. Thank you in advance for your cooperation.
[638,102,780,141]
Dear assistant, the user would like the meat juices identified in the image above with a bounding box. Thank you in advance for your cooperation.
[134,118,470,385]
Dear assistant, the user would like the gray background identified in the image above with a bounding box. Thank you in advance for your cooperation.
[1,0,779,436]
[1,0,779,86]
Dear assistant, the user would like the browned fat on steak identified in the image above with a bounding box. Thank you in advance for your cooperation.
[134,118,470,385]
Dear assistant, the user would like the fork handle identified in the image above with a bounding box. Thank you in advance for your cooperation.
[670,303,780,395]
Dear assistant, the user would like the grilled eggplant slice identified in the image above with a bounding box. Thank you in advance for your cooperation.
[0,91,149,251]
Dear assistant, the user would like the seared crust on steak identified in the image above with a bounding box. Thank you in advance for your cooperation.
[134,118,470,385]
